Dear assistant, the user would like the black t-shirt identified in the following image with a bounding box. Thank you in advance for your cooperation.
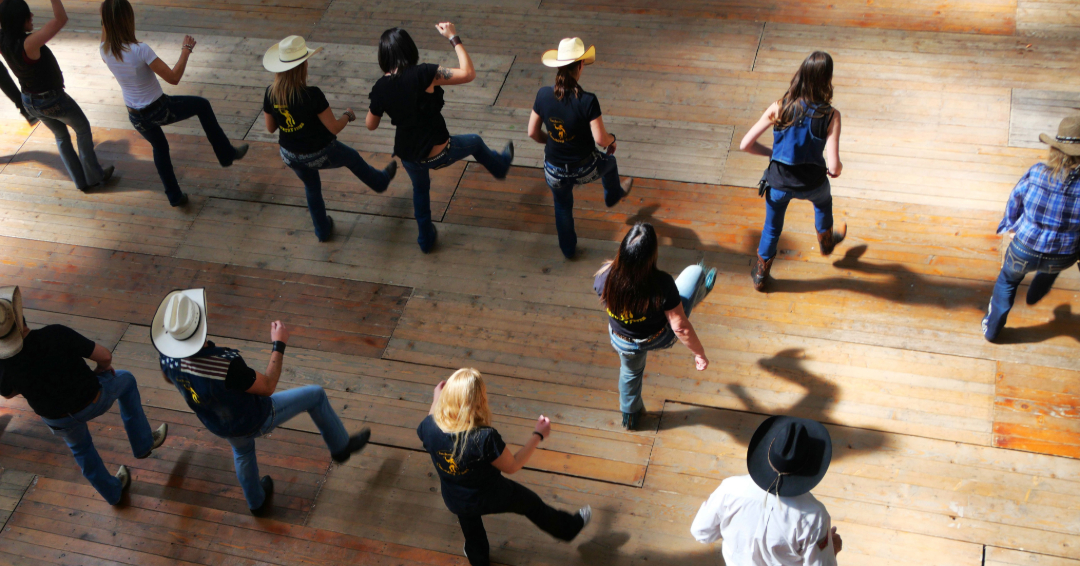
[532,86,602,166]
[417,414,506,515]
[0,325,100,419]
[368,63,450,162]
[766,111,831,192]
[263,86,336,154]
[0,35,64,94]
[594,268,681,339]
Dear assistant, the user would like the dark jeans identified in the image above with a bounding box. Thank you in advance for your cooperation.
[402,134,512,252]
[0,63,22,111]
[983,240,1078,340]
[757,181,833,261]
[282,141,391,241]
[544,151,625,258]
[128,95,236,204]
[22,90,105,190]
[456,478,584,566]
[38,370,153,505]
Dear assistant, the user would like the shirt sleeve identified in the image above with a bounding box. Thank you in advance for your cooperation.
[533,88,545,115]
[46,325,97,359]
[0,367,15,398]
[418,63,440,92]
[262,87,273,114]
[585,93,602,121]
[998,169,1030,234]
[138,43,158,65]
[368,85,384,117]
[224,356,257,392]
[690,483,727,544]
[801,510,837,566]
[309,86,330,114]
[661,273,682,311]
[485,428,507,463]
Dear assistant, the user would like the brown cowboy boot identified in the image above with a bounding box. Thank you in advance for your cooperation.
[817,222,847,256]
[751,254,773,292]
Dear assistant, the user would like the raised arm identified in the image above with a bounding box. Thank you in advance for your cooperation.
[430,22,475,87]
[148,35,196,86]
[739,101,779,158]
[491,415,550,474]
[23,0,68,60]
[825,109,842,178]
[665,303,708,370]
[244,321,288,396]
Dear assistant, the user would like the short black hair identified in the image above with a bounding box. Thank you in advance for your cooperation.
[378,27,418,74]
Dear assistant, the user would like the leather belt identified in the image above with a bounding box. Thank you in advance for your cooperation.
[23,88,63,100]
[127,95,167,116]
[613,326,667,344]
[550,153,596,171]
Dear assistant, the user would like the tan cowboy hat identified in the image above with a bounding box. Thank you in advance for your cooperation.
[151,289,208,359]
[542,37,596,68]
[1039,114,1080,157]
[263,35,323,73]
[0,286,25,359]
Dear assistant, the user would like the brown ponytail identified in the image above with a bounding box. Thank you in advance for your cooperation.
[553,61,583,101]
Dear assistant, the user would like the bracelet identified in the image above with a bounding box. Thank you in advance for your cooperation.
[449,35,462,47]
[608,133,616,146]
[532,431,544,441]
[182,45,194,52]
[271,341,286,354]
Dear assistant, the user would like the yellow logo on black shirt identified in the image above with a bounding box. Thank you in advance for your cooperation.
[275,105,304,133]
[549,118,573,144]
[436,450,468,476]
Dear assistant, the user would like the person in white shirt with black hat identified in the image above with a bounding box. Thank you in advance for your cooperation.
[152,288,371,516]
[691,415,843,566]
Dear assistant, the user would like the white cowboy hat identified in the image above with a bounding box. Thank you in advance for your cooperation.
[541,37,596,68]
[151,289,208,359]
[0,286,25,359]
[263,35,323,73]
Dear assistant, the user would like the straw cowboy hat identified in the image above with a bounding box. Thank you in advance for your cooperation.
[0,286,25,359]
[263,35,323,73]
[746,415,832,497]
[151,289,208,359]
[542,37,596,68]
[1040,114,1080,157]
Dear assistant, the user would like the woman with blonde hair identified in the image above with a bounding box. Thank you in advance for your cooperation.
[740,51,846,291]
[99,0,246,206]
[262,35,395,242]
[982,115,1080,341]
[418,368,590,566]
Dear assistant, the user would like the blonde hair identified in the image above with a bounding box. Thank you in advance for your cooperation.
[1047,147,1080,181]
[100,0,138,62]
[269,62,307,107]
[432,368,492,461]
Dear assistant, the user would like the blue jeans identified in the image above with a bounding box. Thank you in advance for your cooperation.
[402,134,512,252]
[757,181,833,260]
[283,141,391,241]
[609,265,706,414]
[983,240,1078,340]
[545,152,625,258]
[22,90,105,190]
[225,385,349,509]
[128,95,236,205]
[39,370,153,505]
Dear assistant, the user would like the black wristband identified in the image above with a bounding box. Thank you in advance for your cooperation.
[449,35,463,47]
[272,341,286,354]
[532,431,544,441]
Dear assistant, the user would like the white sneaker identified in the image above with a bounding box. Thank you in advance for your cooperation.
[578,505,592,527]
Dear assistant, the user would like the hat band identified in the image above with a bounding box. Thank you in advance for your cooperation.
[1056,135,1080,144]
[279,49,309,63]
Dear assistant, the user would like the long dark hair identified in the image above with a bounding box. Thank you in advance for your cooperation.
[0,0,31,52]
[774,51,833,129]
[598,223,668,316]
[100,0,138,61]
[554,61,583,101]
[378,27,418,75]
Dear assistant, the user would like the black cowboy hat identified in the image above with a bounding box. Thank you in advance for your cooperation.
[746,416,832,497]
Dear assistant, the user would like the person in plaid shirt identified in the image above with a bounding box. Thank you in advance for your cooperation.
[983,115,1080,341]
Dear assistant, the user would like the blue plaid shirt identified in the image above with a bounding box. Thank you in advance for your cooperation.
[997,163,1080,255]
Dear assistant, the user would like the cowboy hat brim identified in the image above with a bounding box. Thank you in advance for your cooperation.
[746,415,832,497]
[541,45,596,68]
[0,286,24,360]
[263,44,323,73]
[151,289,208,360]
[1040,133,1080,157]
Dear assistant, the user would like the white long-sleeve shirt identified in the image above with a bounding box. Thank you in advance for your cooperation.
[691,475,838,566]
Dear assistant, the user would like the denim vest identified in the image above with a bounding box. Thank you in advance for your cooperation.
[771,103,828,168]
[160,346,271,438]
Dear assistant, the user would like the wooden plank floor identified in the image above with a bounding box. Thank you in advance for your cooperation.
[2,0,1080,564]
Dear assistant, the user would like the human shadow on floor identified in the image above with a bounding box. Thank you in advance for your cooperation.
[0,139,136,192]
[658,348,889,463]
[0,414,11,438]
[624,204,759,260]
[768,244,992,310]
[994,305,1080,345]
[579,530,719,565]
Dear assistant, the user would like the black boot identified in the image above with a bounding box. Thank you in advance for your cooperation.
[331,428,372,463]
